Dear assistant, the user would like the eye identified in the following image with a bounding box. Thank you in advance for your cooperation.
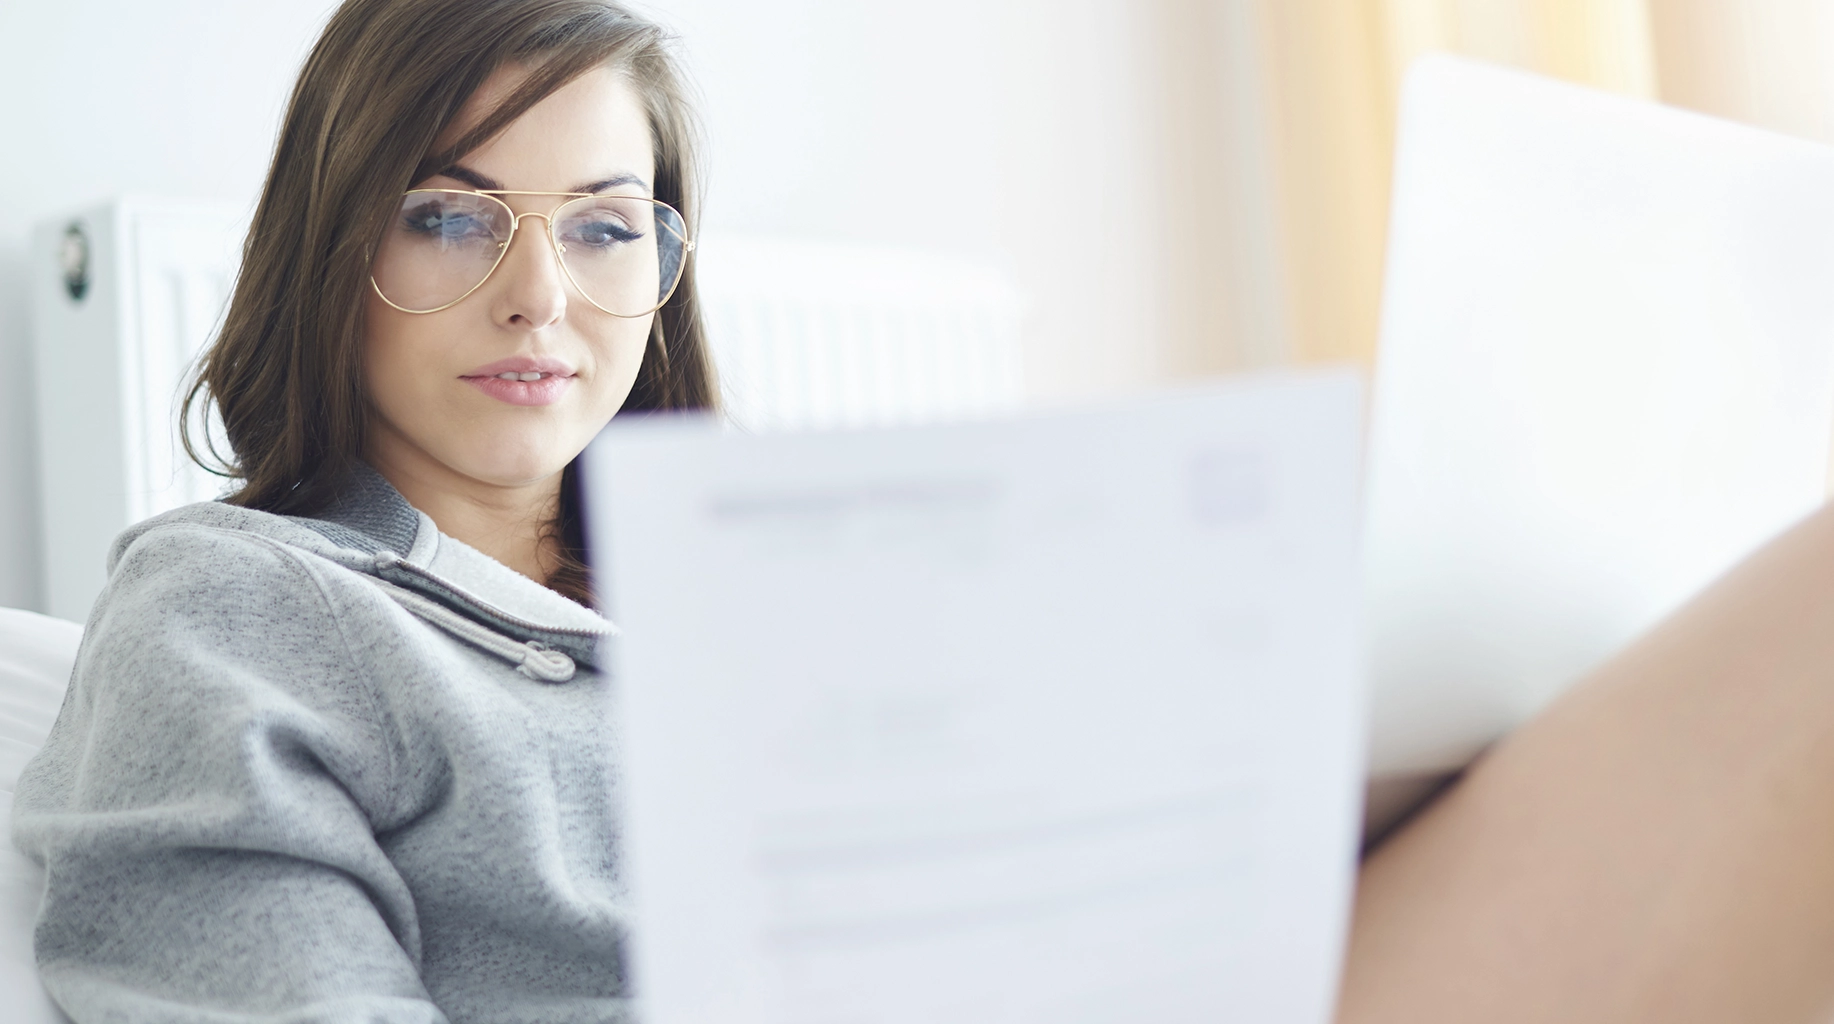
[562,213,645,250]
[401,203,493,242]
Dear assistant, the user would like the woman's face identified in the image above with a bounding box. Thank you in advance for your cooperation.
[363,66,657,491]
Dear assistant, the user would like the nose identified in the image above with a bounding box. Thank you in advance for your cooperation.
[490,212,568,330]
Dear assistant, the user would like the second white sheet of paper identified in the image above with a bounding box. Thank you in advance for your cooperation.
[588,369,1366,1024]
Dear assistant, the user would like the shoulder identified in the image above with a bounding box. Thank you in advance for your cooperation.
[87,509,402,690]
[58,513,407,783]
[111,516,312,587]
[101,517,337,630]
[18,516,417,859]
[106,499,329,576]
[101,501,397,620]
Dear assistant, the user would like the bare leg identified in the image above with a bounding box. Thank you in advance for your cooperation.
[1340,502,1834,1024]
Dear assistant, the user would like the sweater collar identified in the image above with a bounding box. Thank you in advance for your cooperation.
[296,463,614,667]
[304,462,422,557]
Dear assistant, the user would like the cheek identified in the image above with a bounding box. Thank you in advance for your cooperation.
[362,295,449,419]
[582,312,656,414]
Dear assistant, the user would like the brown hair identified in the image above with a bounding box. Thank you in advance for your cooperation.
[184,0,716,604]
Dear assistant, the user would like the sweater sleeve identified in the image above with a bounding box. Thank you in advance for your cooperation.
[10,524,445,1024]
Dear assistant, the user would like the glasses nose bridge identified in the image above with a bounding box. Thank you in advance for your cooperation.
[499,209,565,264]
[505,209,559,242]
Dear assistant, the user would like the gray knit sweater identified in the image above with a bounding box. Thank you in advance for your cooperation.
[11,467,629,1023]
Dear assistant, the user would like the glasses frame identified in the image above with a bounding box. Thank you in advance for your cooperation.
[369,188,695,318]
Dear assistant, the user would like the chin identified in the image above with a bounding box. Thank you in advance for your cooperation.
[449,434,580,488]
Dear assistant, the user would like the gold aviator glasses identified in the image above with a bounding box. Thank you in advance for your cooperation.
[370,188,693,317]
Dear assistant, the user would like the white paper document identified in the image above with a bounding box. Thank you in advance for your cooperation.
[586,370,1367,1024]
[1364,57,1834,783]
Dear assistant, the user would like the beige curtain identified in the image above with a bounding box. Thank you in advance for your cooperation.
[1154,0,1834,373]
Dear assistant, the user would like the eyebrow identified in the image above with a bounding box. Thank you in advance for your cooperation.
[435,164,652,195]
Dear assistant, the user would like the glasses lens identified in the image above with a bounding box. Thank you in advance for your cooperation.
[371,191,513,312]
[552,196,688,316]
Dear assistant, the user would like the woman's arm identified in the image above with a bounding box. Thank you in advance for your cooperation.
[1339,501,1834,1022]
[13,524,444,1023]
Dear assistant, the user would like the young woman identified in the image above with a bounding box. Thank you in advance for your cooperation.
[15,1,709,1020]
[14,0,1834,1021]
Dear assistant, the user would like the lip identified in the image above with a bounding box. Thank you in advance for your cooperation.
[461,355,578,407]
[464,355,577,378]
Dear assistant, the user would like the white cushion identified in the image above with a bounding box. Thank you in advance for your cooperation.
[1,607,82,1024]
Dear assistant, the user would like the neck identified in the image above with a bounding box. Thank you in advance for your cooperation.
[364,432,563,585]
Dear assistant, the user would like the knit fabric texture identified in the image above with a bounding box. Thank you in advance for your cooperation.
[10,475,628,1024]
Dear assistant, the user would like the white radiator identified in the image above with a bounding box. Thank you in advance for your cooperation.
[31,198,241,623]
[30,210,1026,622]
[695,236,1025,432]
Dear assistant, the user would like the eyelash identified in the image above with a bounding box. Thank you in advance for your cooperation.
[565,220,644,247]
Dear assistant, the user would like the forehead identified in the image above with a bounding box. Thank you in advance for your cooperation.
[438,65,654,190]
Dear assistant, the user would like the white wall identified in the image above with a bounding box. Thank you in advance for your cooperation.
[0,1,341,612]
[643,0,1173,400]
[0,0,1177,613]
